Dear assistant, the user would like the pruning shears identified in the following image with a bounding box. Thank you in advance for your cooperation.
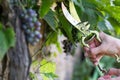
[61,2,107,74]
[61,2,101,47]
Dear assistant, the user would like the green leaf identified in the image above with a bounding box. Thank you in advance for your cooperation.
[40,60,56,73]
[4,28,16,47]
[0,23,3,30]
[95,0,111,6]
[40,59,56,80]
[43,72,58,80]
[0,31,8,59]
[103,6,120,23]
[40,59,48,65]
[74,0,100,29]
[108,17,120,36]
[31,60,39,68]
[44,10,58,31]
[85,8,99,28]
[113,0,120,6]
[58,14,73,41]
[39,0,55,18]
[46,32,58,45]
[29,72,38,80]
[45,31,62,53]
[0,27,15,59]
[56,41,62,53]
[98,19,114,32]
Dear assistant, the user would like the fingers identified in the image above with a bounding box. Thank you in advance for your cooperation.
[84,47,97,58]
[98,68,120,80]
[107,68,120,76]
[93,54,103,65]
[84,50,103,66]
[84,47,89,53]
[98,75,111,80]
[111,77,120,80]
[84,45,100,64]
[98,75,120,80]
[84,47,99,65]
[98,76,120,80]
[91,46,103,56]
[84,34,104,65]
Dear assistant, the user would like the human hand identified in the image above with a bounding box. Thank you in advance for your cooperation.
[98,68,120,80]
[84,32,120,65]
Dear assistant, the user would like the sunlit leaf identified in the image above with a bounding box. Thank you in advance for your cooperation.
[103,6,120,23]
[40,59,56,80]
[43,72,58,80]
[56,41,62,53]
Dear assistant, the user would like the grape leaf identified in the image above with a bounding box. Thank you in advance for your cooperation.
[4,28,16,47]
[43,72,58,80]
[103,6,120,23]
[74,0,99,29]
[0,27,15,59]
[39,0,55,18]
[113,0,120,6]
[29,72,38,80]
[40,59,56,80]
[108,17,120,36]
[0,31,8,59]
[56,41,62,53]
[45,31,62,53]
[46,32,58,45]
[98,19,114,32]
[44,10,58,31]
[0,23,2,30]
[58,14,73,41]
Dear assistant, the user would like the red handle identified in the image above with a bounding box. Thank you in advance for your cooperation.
[86,35,101,48]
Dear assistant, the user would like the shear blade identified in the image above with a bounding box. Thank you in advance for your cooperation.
[61,2,79,27]
[61,2,89,32]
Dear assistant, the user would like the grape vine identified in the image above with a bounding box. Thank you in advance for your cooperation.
[20,8,42,45]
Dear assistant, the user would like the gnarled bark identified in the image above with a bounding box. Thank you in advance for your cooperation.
[0,0,31,80]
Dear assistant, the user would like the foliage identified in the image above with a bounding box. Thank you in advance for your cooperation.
[30,59,57,80]
[23,0,120,80]
[1,0,120,80]
[0,23,15,59]
[44,10,58,31]
[39,0,55,18]
[29,72,38,80]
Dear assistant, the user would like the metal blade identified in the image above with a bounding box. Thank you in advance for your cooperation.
[69,1,81,22]
[61,2,79,26]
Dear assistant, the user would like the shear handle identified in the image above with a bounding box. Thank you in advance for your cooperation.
[82,31,101,47]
